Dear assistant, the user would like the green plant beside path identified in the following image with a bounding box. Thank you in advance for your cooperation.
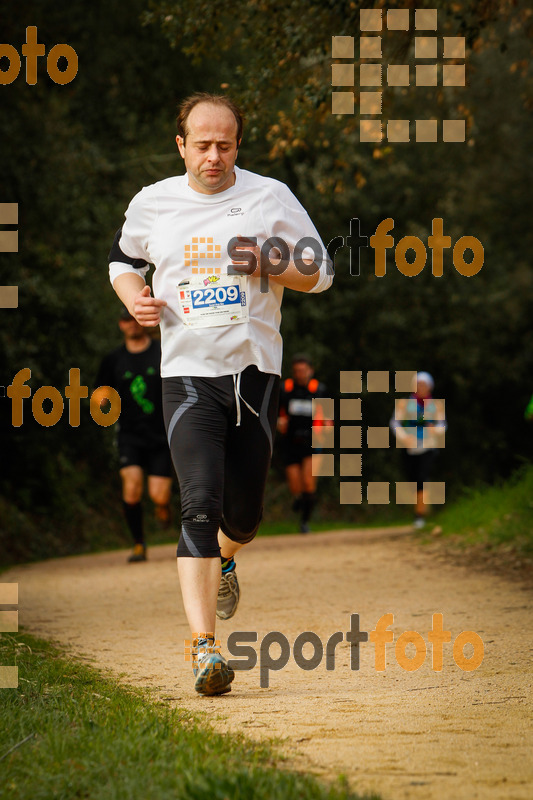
[430,463,533,565]
[0,631,378,800]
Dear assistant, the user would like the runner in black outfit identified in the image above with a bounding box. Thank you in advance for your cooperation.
[278,354,330,532]
[95,308,173,561]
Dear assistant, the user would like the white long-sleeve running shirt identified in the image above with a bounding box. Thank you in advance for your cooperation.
[109,166,333,378]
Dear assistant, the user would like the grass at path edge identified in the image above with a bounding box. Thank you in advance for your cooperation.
[0,630,379,800]
[428,463,533,565]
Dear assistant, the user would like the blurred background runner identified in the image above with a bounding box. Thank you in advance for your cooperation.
[277,354,330,533]
[390,371,446,528]
[94,307,173,562]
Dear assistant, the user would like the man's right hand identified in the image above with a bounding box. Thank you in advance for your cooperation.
[132,285,167,327]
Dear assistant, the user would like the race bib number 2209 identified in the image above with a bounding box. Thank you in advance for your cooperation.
[177,275,249,328]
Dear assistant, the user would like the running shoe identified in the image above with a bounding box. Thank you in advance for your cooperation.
[216,562,240,620]
[194,649,235,696]
[128,543,147,562]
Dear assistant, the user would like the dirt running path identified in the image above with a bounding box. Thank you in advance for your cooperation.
[3,528,532,800]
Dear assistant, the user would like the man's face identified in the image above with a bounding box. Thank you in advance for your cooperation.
[292,361,314,386]
[176,102,239,195]
[416,379,432,399]
[119,317,145,339]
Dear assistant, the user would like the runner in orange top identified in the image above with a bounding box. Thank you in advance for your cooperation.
[277,354,330,533]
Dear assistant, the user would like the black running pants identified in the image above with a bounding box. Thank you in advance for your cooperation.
[162,366,279,558]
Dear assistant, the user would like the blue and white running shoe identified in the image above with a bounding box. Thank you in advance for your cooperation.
[193,646,235,696]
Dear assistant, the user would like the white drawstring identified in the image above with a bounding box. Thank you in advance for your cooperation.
[233,372,260,427]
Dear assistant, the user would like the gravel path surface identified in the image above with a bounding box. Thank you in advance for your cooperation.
[4,527,532,800]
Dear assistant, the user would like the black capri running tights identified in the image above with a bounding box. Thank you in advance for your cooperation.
[162,366,280,558]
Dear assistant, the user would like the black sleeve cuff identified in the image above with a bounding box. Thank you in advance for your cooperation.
[108,227,148,269]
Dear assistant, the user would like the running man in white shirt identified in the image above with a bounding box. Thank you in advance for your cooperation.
[109,93,333,695]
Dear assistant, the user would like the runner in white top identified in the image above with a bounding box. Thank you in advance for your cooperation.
[109,93,333,696]
[110,168,331,378]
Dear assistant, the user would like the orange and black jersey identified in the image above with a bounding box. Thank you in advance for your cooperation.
[278,377,329,445]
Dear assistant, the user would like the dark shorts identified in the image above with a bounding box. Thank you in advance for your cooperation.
[118,439,173,478]
[163,366,280,558]
[283,439,313,467]
[402,450,438,491]
[163,366,280,557]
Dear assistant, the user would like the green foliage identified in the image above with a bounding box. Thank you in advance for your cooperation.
[145,0,533,492]
[1,0,532,562]
[0,631,378,800]
[0,0,210,561]
[431,462,533,562]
